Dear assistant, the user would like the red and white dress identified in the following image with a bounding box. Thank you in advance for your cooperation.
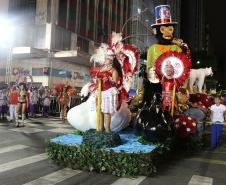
[92,70,119,114]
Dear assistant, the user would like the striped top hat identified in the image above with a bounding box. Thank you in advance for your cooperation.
[151,5,177,27]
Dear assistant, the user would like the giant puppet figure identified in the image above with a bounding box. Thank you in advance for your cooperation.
[147,5,191,114]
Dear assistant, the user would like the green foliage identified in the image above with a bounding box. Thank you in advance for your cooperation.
[47,141,156,177]
[137,136,171,156]
[73,130,84,136]
[82,129,122,148]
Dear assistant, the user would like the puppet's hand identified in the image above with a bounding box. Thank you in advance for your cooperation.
[172,38,184,46]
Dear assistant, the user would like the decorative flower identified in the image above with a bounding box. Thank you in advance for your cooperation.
[174,115,197,138]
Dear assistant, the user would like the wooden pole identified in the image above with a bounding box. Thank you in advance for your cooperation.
[96,79,102,131]
[171,84,176,116]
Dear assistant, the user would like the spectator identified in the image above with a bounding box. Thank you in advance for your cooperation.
[7,86,18,122]
[210,95,226,149]
[30,88,38,117]
[2,89,8,119]
[42,90,51,117]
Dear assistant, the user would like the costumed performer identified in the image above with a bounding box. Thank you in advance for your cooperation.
[67,33,139,132]
[16,82,28,127]
[58,85,69,123]
[92,48,122,132]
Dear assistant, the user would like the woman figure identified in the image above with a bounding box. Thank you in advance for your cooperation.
[95,48,122,132]
[16,83,28,127]
[58,86,69,123]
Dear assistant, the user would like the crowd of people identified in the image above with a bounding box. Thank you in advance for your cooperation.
[0,83,78,127]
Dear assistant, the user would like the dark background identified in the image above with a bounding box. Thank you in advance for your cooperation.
[206,1,226,89]
[180,0,225,90]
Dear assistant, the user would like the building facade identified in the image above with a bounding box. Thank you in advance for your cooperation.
[0,0,132,89]
[0,0,182,89]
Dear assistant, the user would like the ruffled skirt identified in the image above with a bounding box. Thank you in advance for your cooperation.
[91,87,119,114]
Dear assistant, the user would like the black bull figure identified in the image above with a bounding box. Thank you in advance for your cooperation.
[136,65,174,142]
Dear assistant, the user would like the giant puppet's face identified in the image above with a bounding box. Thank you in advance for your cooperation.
[160,25,174,40]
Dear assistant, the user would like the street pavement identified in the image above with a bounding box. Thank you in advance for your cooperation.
[0,117,226,185]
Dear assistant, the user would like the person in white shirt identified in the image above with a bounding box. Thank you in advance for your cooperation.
[30,89,38,117]
[42,90,51,117]
[210,95,226,149]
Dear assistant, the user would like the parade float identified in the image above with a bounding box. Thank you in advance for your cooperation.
[47,32,164,176]
[47,5,213,177]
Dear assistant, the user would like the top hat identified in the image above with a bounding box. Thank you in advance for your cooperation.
[151,5,177,27]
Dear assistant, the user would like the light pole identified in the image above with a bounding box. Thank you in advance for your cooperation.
[0,18,14,85]
[48,51,54,88]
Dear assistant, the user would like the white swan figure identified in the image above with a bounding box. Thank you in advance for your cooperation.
[67,93,131,132]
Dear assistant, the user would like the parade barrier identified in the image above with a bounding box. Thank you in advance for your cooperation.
[46,131,170,177]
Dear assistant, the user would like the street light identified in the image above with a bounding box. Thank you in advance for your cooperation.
[0,18,14,48]
[0,18,14,84]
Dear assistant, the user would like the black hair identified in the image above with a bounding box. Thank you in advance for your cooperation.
[18,82,27,91]
[154,24,175,45]
[214,95,221,99]
[112,57,123,78]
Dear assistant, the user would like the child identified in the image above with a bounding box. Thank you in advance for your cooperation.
[210,95,226,149]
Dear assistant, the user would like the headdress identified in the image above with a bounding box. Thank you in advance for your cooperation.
[105,48,115,60]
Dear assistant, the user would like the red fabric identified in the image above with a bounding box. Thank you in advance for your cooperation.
[189,93,214,111]
[96,71,116,91]
[90,67,100,77]
[161,78,177,112]
[196,93,214,108]
[121,44,139,74]
[174,115,197,138]
[117,87,127,111]
[155,51,191,87]
[9,91,18,105]
[122,58,132,74]
[162,78,175,91]
[96,71,112,79]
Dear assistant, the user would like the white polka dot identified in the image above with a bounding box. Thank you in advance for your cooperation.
[138,118,141,123]
[151,127,156,131]
[202,106,205,108]
[175,124,179,128]
[183,121,186,125]
[206,99,208,101]
[192,122,196,126]
[186,128,191,132]
[188,117,192,120]
[175,119,179,123]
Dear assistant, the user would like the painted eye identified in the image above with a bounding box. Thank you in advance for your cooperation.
[160,26,166,32]
[168,26,174,32]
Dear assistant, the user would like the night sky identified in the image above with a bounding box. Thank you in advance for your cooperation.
[206,1,226,88]
[206,1,225,57]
